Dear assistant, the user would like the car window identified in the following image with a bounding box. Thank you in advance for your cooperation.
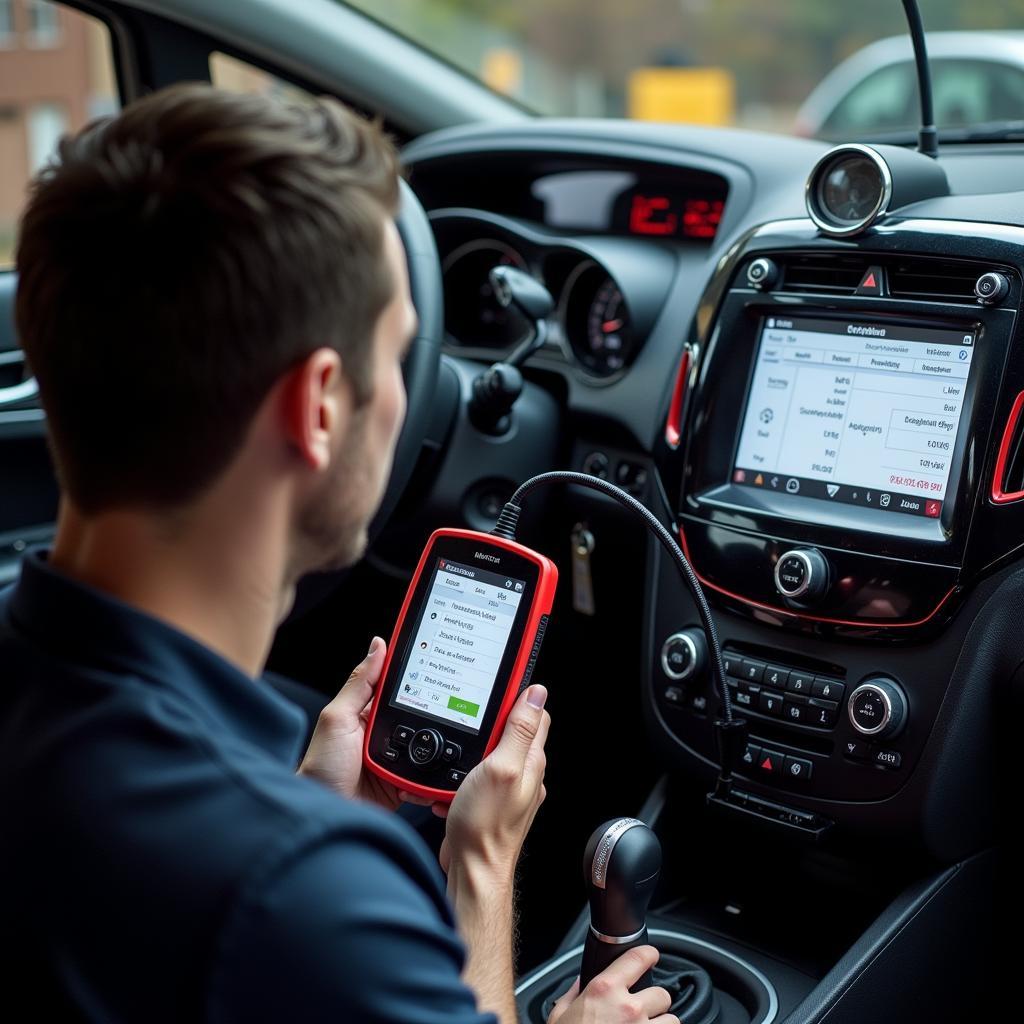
[209,51,312,105]
[820,61,915,138]
[930,58,1024,127]
[0,2,119,268]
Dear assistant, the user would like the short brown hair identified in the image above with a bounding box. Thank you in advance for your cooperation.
[15,83,400,514]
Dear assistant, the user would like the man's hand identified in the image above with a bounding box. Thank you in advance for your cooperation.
[547,947,678,1024]
[441,683,550,880]
[297,637,431,811]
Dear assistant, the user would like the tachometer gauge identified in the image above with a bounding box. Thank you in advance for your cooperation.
[442,239,531,349]
[585,279,630,374]
[562,260,636,377]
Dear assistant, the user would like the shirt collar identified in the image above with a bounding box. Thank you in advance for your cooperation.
[6,550,306,765]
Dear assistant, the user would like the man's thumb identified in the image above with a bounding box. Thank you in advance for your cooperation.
[499,685,548,754]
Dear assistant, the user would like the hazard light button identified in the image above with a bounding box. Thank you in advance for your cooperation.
[855,265,885,296]
[756,747,785,776]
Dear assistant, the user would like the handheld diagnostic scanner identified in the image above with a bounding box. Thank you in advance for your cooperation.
[363,528,557,802]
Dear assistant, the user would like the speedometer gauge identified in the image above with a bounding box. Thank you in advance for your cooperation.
[562,260,636,377]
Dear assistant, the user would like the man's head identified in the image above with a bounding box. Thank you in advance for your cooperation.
[16,83,415,574]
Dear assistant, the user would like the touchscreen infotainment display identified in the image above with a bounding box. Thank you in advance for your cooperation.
[733,316,975,519]
[391,557,525,733]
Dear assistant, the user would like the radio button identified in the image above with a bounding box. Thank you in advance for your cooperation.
[741,658,766,683]
[410,729,442,766]
[787,671,814,694]
[763,665,789,689]
[722,651,742,678]
[807,698,839,728]
[842,738,872,761]
[759,690,785,717]
[783,755,813,782]
[733,688,756,709]
[784,695,809,724]
[813,677,845,702]
[874,749,903,770]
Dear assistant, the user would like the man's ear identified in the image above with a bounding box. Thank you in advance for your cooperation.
[280,348,349,471]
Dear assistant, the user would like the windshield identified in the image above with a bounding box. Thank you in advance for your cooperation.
[347,1,1024,140]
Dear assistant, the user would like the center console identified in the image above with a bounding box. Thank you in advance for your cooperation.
[647,217,1024,848]
[617,214,1021,1020]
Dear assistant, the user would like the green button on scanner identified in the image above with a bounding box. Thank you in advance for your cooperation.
[447,696,480,717]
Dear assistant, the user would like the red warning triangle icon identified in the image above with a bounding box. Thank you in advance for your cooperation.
[760,755,774,771]
[856,266,884,295]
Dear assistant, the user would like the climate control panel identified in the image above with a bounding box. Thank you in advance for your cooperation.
[652,628,917,802]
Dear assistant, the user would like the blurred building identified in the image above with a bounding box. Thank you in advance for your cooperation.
[0,0,117,263]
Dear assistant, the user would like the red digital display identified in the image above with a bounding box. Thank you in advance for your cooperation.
[628,194,724,240]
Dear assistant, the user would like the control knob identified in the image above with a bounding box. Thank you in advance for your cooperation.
[746,257,779,291]
[660,628,708,681]
[774,548,829,604]
[847,677,907,740]
[974,271,1009,306]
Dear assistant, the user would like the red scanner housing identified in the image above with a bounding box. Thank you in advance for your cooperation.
[364,528,557,802]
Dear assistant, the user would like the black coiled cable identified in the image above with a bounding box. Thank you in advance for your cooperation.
[492,470,736,726]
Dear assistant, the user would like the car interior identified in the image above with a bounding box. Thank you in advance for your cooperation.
[1,1,1019,1021]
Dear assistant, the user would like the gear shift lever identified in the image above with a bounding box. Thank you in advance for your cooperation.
[579,818,662,992]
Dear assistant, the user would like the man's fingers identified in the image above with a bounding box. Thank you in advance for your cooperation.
[397,790,434,807]
[636,985,673,1018]
[546,977,580,1023]
[588,945,660,992]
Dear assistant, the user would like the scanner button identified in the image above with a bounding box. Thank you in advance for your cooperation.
[409,729,442,766]
[441,741,462,764]
[445,769,467,787]
[392,725,415,746]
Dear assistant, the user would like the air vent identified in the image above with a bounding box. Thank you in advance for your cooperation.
[993,392,1024,504]
[888,258,983,304]
[780,255,869,295]
[773,253,1005,305]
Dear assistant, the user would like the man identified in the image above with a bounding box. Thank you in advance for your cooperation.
[0,84,676,1023]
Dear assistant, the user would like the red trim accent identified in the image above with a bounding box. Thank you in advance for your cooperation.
[363,528,558,803]
[676,522,957,630]
[991,390,1024,504]
[664,348,691,449]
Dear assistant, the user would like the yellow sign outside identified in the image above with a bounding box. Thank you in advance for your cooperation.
[628,67,735,125]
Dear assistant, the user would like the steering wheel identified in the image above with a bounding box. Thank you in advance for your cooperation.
[369,178,443,537]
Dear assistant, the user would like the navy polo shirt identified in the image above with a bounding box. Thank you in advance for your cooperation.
[0,552,496,1024]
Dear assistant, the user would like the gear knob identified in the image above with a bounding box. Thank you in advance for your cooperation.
[579,818,662,991]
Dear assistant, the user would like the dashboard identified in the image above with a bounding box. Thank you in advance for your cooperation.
[402,120,1024,867]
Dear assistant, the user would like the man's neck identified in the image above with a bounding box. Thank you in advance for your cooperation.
[50,497,292,678]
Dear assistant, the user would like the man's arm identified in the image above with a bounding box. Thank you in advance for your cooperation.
[438,685,550,1021]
